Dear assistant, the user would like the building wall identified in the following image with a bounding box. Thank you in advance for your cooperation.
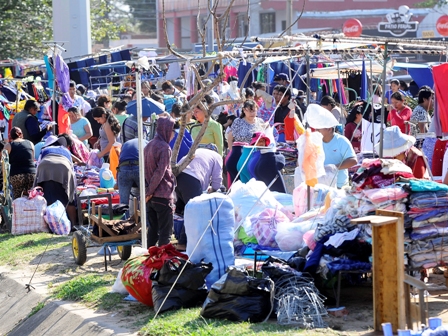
[158,0,431,48]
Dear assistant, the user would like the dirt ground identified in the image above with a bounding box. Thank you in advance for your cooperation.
[2,239,448,335]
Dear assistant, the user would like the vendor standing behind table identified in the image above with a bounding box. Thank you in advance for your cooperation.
[117,138,148,208]
[67,106,92,146]
[190,94,224,156]
[85,95,111,148]
[305,104,357,189]
[12,100,52,145]
[387,91,412,135]
[174,145,223,251]
[91,107,121,162]
[376,126,427,179]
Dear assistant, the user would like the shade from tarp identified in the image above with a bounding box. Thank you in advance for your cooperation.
[394,62,440,89]
[126,97,165,117]
[309,60,394,80]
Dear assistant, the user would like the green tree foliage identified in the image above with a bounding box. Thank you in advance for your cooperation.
[0,0,53,59]
[123,0,157,36]
[91,0,131,45]
[414,0,447,7]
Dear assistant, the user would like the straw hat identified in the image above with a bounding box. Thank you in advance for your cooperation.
[374,126,415,157]
[303,104,339,129]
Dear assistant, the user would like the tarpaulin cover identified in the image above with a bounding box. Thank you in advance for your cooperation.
[432,64,448,133]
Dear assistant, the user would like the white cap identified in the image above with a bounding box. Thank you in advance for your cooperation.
[101,163,110,170]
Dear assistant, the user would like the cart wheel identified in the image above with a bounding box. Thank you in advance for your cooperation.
[117,245,132,261]
[72,231,87,265]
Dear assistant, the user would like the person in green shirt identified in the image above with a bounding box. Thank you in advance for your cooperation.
[190,94,224,156]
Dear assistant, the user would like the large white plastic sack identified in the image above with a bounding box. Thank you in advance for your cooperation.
[111,269,129,294]
[185,193,235,289]
[275,221,304,252]
[229,179,283,226]
[271,192,294,213]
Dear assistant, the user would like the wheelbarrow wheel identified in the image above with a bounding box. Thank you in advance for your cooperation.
[72,231,87,265]
[117,245,132,261]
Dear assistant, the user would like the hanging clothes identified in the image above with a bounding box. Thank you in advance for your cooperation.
[432,64,448,133]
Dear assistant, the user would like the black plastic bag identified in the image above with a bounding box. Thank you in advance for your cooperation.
[152,282,208,313]
[200,267,273,322]
[150,257,212,313]
[150,257,213,291]
[262,257,303,282]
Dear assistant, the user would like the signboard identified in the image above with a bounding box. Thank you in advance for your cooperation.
[343,19,362,37]
[436,15,448,36]
[378,6,419,37]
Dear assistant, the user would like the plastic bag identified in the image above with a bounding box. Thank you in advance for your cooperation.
[303,230,317,250]
[87,149,104,168]
[150,257,212,313]
[252,208,290,249]
[271,192,294,213]
[111,269,128,294]
[275,221,304,252]
[229,179,283,225]
[121,244,187,307]
[152,282,208,314]
[200,267,273,322]
[44,200,71,235]
[150,257,213,291]
[296,129,325,187]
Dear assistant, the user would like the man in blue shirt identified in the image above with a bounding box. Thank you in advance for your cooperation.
[117,138,148,206]
[316,127,357,188]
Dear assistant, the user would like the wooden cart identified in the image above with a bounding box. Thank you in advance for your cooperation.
[72,196,141,270]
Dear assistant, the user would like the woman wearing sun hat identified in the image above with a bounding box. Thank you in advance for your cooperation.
[374,125,427,179]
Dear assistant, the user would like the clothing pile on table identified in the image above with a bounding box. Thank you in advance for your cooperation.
[406,180,448,270]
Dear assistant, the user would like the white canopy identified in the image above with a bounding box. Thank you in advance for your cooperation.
[309,59,395,80]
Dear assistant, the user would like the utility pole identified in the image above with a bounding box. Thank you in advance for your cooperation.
[286,0,293,36]
[206,0,215,52]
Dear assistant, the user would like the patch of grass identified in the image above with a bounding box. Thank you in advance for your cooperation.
[52,273,126,310]
[140,308,336,336]
[0,233,70,266]
[29,302,45,317]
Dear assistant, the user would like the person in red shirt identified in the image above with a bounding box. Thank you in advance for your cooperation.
[375,126,427,179]
[387,91,412,134]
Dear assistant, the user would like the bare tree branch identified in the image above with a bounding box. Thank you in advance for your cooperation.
[239,0,251,47]
[162,0,187,59]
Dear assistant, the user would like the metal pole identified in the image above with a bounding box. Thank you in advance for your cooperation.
[306,50,311,211]
[136,71,147,250]
[336,61,343,108]
[206,0,215,52]
[52,46,57,134]
[379,42,388,158]
[370,57,374,155]
[286,0,293,36]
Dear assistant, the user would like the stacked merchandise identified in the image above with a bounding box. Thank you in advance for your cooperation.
[406,180,448,270]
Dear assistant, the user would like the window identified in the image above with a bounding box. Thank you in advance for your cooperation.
[282,20,286,31]
[238,13,248,37]
[260,13,275,34]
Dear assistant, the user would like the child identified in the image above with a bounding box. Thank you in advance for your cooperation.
[144,116,176,247]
